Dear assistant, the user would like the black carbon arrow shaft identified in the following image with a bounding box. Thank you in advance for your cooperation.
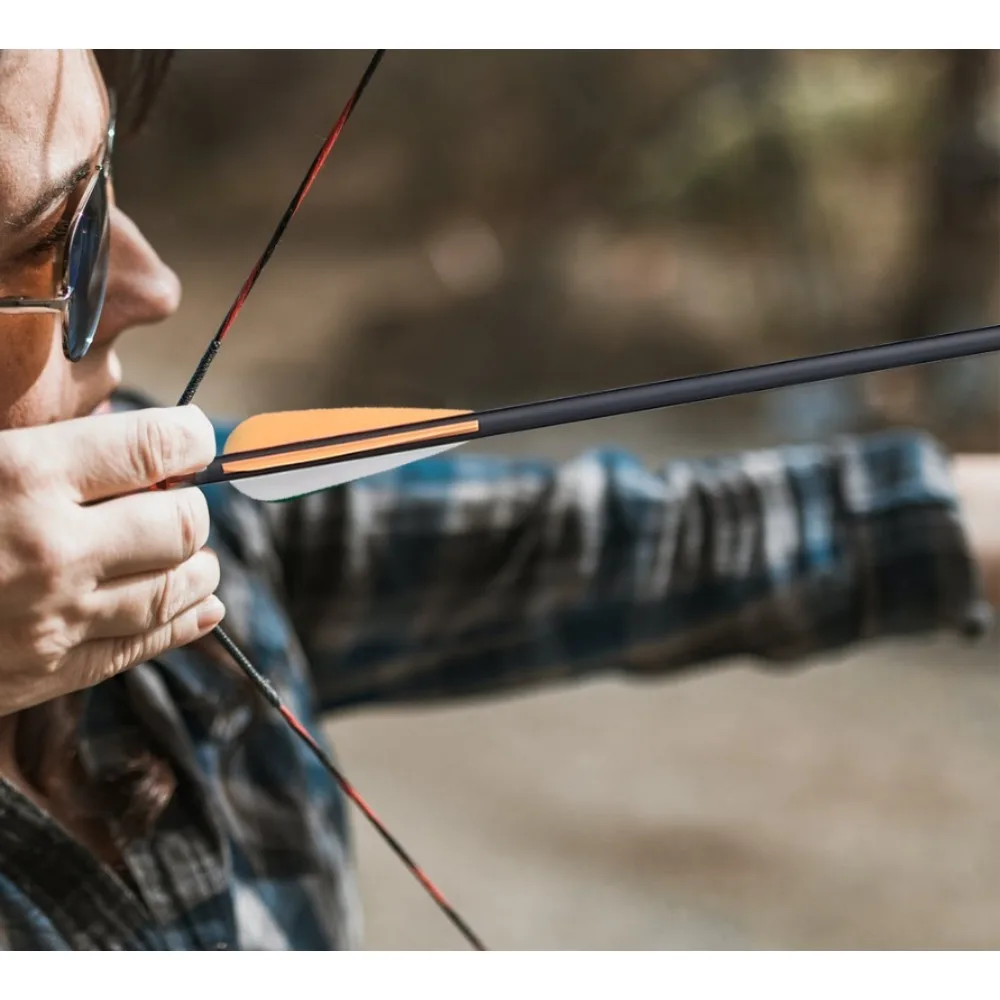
[186,322,1000,488]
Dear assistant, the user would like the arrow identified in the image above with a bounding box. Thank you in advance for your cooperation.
[158,322,1000,502]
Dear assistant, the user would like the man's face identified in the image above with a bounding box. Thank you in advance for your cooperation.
[0,49,181,430]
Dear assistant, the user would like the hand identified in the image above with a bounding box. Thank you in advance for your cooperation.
[0,405,226,719]
[953,453,1000,612]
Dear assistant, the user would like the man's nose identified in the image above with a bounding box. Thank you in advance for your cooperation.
[91,205,182,344]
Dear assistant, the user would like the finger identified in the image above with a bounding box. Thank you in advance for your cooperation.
[81,549,221,641]
[68,595,226,691]
[84,486,212,580]
[13,405,217,503]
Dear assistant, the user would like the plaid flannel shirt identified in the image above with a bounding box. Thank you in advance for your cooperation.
[0,389,990,950]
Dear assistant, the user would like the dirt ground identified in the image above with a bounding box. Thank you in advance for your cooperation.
[110,51,1000,949]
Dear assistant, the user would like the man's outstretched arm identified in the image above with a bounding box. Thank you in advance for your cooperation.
[260,429,992,712]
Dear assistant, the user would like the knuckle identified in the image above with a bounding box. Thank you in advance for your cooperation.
[181,406,217,467]
[105,638,139,678]
[175,489,210,557]
[130,412,176,484]
[17,615,70,670]
[18,524,75,586]
[130,408,215,484]
[203,549,222,594]
[151,550,218,629]
[108,614,190,676]
[107,630,162,677]
[0,435,33,492]
[151,568,183,629]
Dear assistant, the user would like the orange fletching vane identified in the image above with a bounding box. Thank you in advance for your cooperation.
[220,407,478,501]
[223,407,474,472]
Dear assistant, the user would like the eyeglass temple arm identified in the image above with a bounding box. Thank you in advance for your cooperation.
[0,293,71,313]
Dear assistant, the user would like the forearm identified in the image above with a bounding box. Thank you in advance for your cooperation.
[266,430,990,712]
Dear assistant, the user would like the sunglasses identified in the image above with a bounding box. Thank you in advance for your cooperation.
[0,92,117,363]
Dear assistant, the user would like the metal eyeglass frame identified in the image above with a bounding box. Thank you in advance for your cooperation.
[0,91,117,363]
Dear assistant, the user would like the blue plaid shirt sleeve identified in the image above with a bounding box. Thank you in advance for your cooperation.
[219,425,990,714]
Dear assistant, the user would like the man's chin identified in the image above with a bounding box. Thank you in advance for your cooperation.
[81,352,123,418]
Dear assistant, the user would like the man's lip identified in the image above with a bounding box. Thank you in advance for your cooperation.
[83,393,118,417]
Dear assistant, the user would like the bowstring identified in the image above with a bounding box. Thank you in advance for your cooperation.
[173,49,487,952]
[177,50,384,406]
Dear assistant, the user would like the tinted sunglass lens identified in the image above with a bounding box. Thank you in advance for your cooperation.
[64,173,111,362]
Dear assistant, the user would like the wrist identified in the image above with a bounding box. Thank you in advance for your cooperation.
[952,454,1000,612]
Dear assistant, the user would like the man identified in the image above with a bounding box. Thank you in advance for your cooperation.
[0,49,995,950]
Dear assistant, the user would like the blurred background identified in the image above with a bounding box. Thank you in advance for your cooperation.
[110,51,999,949]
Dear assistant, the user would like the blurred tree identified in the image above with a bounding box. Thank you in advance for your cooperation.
[109,51,998,446]
[866,51,999,448]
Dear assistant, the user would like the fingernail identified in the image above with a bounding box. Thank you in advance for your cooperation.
[197,596,226,630]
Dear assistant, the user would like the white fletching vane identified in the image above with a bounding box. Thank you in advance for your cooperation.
[228,441,466,501]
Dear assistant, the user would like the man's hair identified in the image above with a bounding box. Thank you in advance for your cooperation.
[94,50,175,138]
